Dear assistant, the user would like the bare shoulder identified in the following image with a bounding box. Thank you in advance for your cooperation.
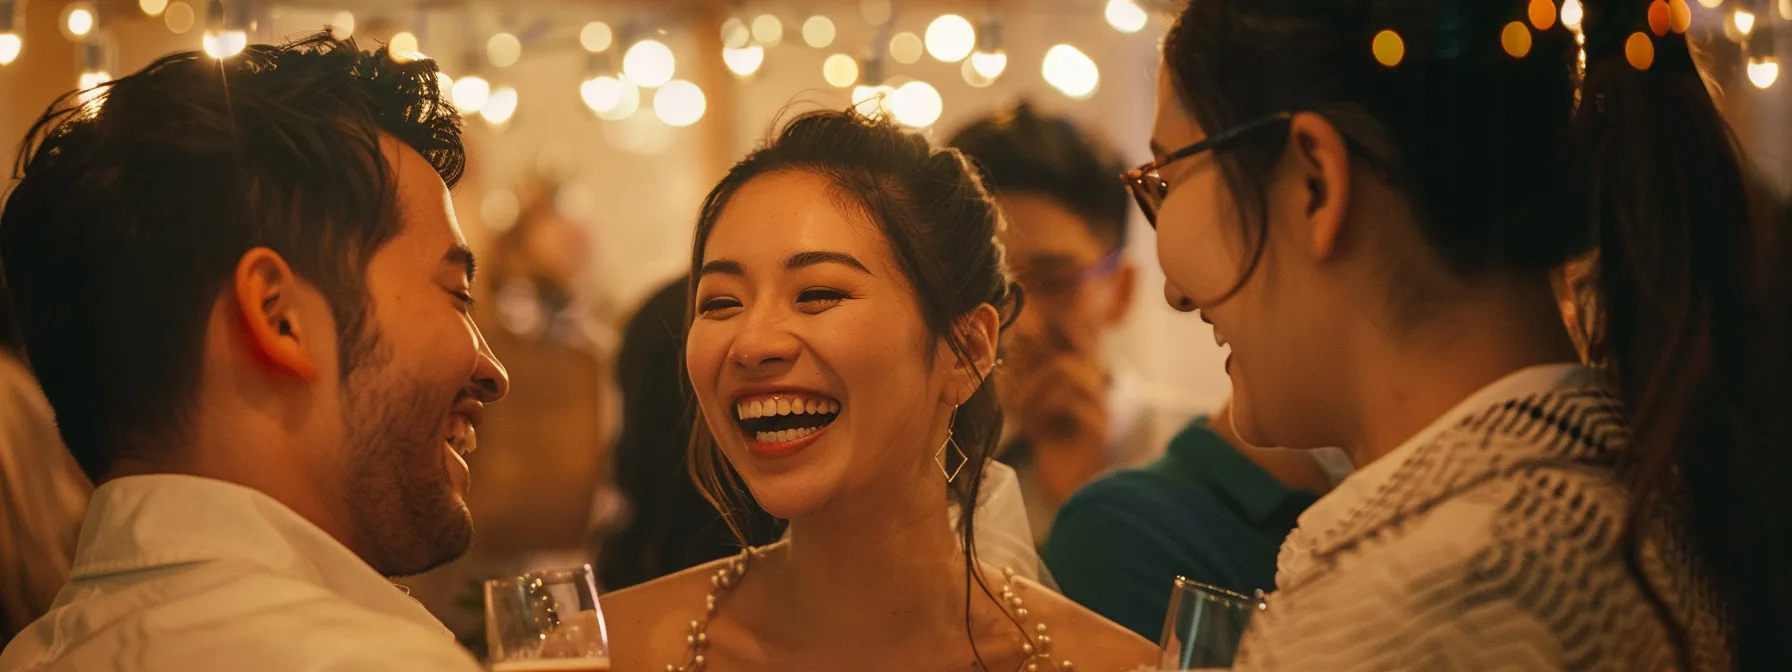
[1004,575,1157,672]
[600,554,742,672]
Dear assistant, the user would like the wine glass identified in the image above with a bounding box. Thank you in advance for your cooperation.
[484,565,611,671]
[1157,576,1265,671]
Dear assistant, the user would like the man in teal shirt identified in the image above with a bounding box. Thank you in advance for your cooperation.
[1042,405,1351,640]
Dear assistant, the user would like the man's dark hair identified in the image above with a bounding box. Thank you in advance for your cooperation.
[947,101,1130,250]
[0,32,465,482]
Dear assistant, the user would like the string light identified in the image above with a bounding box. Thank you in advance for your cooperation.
[481,85,518,126]
[1696,0,1721,8]
[653,79,707,127]
[330,11,355,39]
[164,2,195,33]
[721,17,749,49]
[962,59,994,87]
[924,14,975,62]
[623,39,675,88]
[0,0,21,66]
[435,71,454,96]
[201,0,248,60]
[724,45,765,76]
[62,4,96,38]
[1562,0,1585,30]
[889,32,923,64]
[1528,0,1556,30]
[202,29,246,58]
[488,32,521,68]
[1782,0,1791,20]
[751,14,783,47]
[1734,8,1756,35]
[889,80,942,127]
[1372,29,1405,67]
[1502,21,1533,58]
[140,0,168,16]
[1747,56,1779,88]
[581,21,613,52]
[1105,0,1148,33]
[452,75,491,113]
[1042,44,1099,99]
[970,50,1007,79]
[803,16,836,48]
[581,75,624,113]
[823,53,859,87]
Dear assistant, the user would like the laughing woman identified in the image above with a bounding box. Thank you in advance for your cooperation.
[1138,0,1790,670]
[602,110,1154,671]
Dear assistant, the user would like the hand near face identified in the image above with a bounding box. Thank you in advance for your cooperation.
[997,331,1109,507]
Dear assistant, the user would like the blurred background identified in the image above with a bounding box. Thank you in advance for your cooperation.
[1,0,1787,651]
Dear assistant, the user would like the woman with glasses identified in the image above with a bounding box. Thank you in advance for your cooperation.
[1133,0,1789,670]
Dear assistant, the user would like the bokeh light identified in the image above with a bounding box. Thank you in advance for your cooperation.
[1670,0,1693,32]
[1734,9,1755,35]
[1529,0,1557,29]
[481,86,518,126]
[1562,0,1585,30]
[330,11,356,39]
[1626,32,1655,70]
[970,50,1008,79]
[164,2,195,34]
[1372,29,1404,67]
[1502,22,1533,58]
[925,14,975,62]
[890,32,923,64]
[653,80,707,127]
[581,22,614,52]
[0,34,19,65]
[488,32,521,68]
[389,32,420,57]
[1042,44,1099,99]
[598,78,641,120]
[1105,0,1148,33]
[65,6,94,37]
[724,45,765,76]
[890,80,942,128]
[1748,57,1779,89]
[803,16,836,48]
[752,14,783,47]
[140,0,168,16]
[860,0,893,26]
[452,76,492,113]
[823,53,859,87]
[623,39,676,88]
[203,29,248,58]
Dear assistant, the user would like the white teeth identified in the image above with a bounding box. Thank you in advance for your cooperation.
[735,396,842,419]
[754,425,822,444]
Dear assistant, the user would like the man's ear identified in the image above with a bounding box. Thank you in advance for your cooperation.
[947,303,1002,406]
[1103,260,1138,326]
[1285,112,1353,262]
[233,247,319,381]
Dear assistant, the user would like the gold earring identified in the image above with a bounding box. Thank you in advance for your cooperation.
[934,406,967,483]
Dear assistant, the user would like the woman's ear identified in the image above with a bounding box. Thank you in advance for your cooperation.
[1283,112,1354,262]
[946,303,1001,406]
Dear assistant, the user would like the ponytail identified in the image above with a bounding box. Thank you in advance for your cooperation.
[1572,4,1792,669]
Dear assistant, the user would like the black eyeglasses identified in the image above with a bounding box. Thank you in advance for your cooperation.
[1121,111,1296,228]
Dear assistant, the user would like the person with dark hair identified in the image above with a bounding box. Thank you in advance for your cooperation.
[0,33,507,671]
[948,103,1202,543]
[603,109,1154,671]
[0,296,89,644]
[1137,0,1788,669]
[598,274,785,591]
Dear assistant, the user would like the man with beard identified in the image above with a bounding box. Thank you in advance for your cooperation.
[0,33,507,671]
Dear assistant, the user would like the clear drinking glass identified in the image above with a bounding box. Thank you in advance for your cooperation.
[1157,576,1266,671]
[484,565,611,672]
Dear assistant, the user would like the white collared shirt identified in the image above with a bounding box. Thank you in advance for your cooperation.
[0,474,484,671]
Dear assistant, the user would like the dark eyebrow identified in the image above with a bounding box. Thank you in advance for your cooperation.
[698,259,746,278]
[786,251,871,275]
[444,244,476,283]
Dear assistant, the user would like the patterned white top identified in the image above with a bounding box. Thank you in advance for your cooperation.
[1234,365,1731,671]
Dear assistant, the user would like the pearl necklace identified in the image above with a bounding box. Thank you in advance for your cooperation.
[668,549,1074,672]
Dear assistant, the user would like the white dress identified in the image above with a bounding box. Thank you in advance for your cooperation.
[1233,365,1731,671]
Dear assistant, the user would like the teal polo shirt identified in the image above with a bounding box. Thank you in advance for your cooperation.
[1040,417,1318,641]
